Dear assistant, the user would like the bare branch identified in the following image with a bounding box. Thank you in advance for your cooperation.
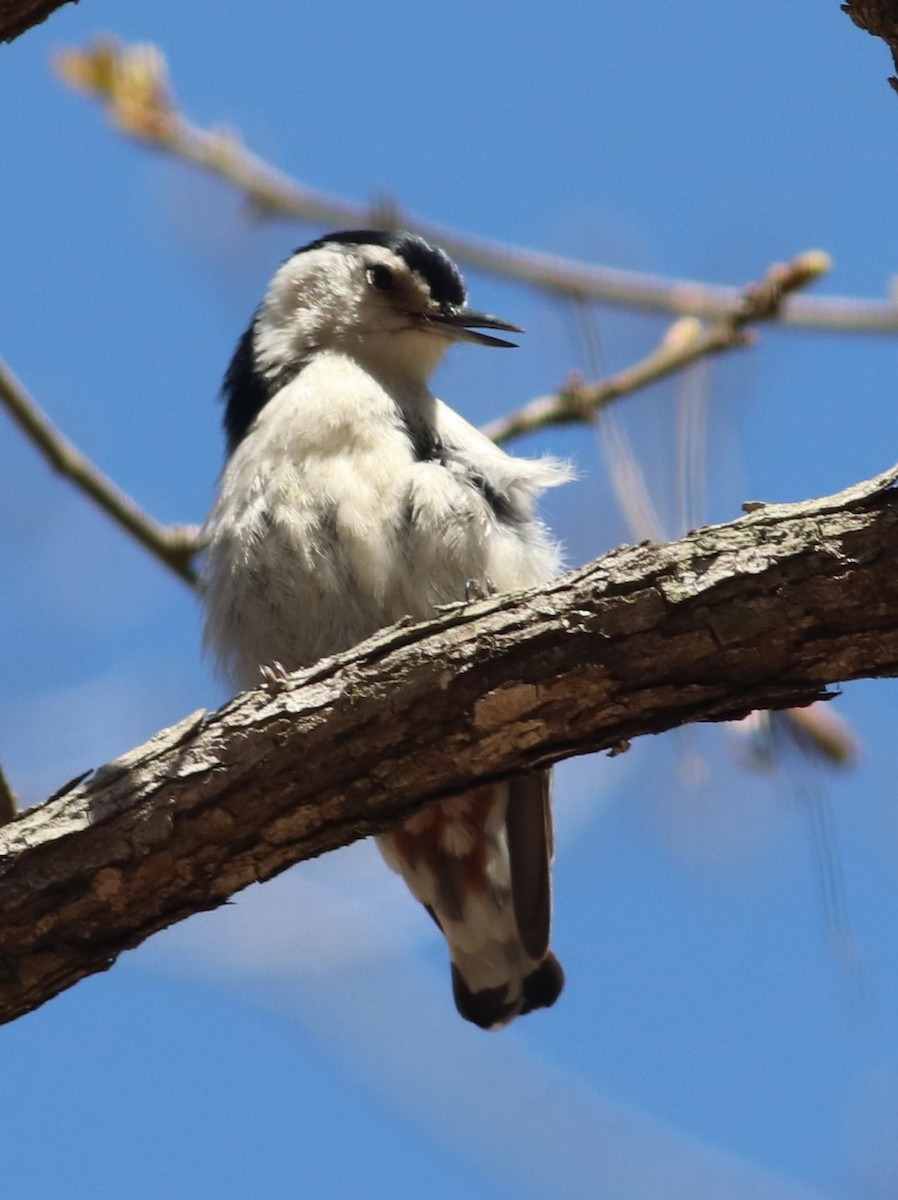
[0,359,202,586]
[843,1,898,94]
[2,463,898,1024]
[483,252,831,444]
[55,38,898,335]
[0,0,73,43]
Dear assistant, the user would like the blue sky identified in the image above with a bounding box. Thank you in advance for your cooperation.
[2,3,898,1197]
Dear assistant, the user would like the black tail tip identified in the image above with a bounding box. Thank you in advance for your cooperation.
[521,952,565,1015]
[451,954,565,1030]
[451,966,512,1029]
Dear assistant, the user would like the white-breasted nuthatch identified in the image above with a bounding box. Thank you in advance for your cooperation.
[201,230,570,1028]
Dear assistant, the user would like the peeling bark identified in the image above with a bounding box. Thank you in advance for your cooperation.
[2,466,898,1024]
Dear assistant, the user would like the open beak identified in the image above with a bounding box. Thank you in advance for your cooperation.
[424,306,523,348]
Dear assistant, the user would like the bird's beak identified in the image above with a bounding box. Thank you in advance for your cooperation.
[424,306,523,348]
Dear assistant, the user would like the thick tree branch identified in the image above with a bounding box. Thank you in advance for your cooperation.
[55,38,898,335]
[2,465,898,1024]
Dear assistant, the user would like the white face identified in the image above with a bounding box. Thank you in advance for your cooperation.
[254,243,454,386]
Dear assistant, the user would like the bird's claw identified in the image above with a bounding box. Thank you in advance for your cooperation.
[434,576,498,614]
[465,576,497,603]
[260,661,294,692]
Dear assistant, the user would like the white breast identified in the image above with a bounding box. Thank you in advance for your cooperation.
[201,352,566,689]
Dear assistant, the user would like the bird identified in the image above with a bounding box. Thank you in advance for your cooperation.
[201,229,570,1028]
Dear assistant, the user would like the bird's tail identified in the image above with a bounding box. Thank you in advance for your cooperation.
[377,771,563,1029]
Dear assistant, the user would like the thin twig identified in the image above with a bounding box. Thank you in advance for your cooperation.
[842,1,898,95]
[55,38,898,335]
[0,360,201,586]
[483,251,831,444]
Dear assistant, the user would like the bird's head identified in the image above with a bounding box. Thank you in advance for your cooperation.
[222,230,521,452]
[260,229,520,376]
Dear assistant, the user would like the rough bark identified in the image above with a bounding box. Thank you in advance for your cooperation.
[0,0,76,42]
[2,466,898,1024]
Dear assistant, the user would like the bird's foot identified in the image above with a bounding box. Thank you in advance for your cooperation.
[259,660,295,692]
[465,576,497,602]
[434,577,497,614]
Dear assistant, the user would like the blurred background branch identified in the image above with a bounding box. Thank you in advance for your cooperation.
[55,37,898,334]
[484,252,830,444]
[0,359,200,585]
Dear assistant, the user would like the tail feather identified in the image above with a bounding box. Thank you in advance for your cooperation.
[506,771,553,960]
[452,952,564,1030]
[521,952,565,1015]
[377,771,563,1029]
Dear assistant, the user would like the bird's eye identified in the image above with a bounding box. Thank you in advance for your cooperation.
[367,264,395,291]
